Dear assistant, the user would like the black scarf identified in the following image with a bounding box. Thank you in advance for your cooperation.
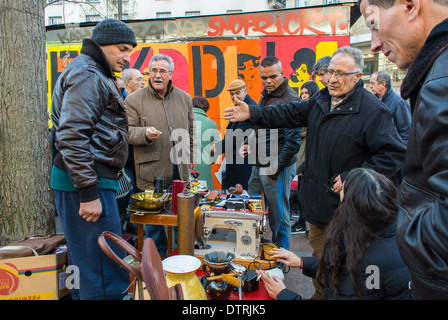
[401,18,448,105]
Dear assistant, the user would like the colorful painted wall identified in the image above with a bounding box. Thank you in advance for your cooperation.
[46,5,351,187]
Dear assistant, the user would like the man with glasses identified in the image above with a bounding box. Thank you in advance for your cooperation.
[125,54,196,257]
[121,68,145,97]
[224,46,405,299]
[290,55,332,235]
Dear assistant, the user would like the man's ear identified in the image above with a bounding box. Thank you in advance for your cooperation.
[402,0,421,21]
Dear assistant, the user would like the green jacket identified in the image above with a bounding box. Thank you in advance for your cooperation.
[192,108,220,189]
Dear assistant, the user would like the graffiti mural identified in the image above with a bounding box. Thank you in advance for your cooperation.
[47,36,348,129]
[46,5,351,187]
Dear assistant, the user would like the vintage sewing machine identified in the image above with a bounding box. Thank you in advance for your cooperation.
[194,210,267,259]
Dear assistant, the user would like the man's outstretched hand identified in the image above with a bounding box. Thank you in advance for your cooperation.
[223,95,251,122]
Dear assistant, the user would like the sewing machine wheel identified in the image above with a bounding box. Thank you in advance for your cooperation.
[257,214,267,236]
[241,234,252,246]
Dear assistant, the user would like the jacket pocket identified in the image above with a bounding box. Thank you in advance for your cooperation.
[323,178,341,210]
[136,151,160,164]
[396,179,444,280]
[324,177,340,196]
[136,151,161,183]
[397,179,437,220]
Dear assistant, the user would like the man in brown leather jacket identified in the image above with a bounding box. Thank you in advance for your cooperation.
[50,19,136,299]
[359,0,448,299]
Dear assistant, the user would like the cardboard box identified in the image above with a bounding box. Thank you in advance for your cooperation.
[0,252,69,300]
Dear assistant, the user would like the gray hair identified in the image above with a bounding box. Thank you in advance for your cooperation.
[372,71,391,88]
[122,68,139,88]
[332,46,364,73]
[149,54,174,72]
[313,56,331,73]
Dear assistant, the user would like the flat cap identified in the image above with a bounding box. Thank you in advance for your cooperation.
[226,79,247,91]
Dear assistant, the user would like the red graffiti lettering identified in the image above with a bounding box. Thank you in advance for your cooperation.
[207,9,347,37]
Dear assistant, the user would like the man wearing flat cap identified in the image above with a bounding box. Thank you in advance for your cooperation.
[213,79,256,190]
[240,57,301,251]
[50,18,136,299]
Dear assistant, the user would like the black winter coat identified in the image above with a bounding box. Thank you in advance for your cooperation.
[396,18,448,293]
[214,94,256,190]
[249,80,406,227]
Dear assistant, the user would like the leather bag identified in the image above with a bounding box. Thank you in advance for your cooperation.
[0,234,66,260]
[97,231,183,300]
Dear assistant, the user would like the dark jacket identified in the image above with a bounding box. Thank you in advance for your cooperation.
[396,18,448,292]
[51,38,128,202]
[253,78,301,180]
[381,86,411,145]
[214,94,256,190]
[249,80,406,227]
[278,222,411,300]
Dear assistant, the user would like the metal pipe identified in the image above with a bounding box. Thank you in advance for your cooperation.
[118,0,122,20]
[176,191,195,255]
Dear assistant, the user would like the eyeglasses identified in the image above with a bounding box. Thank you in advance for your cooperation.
[150,68,170,75]
[132,77,145,82]
[326,69,360,78]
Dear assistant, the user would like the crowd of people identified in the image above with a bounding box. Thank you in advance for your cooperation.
[50,0,448,300]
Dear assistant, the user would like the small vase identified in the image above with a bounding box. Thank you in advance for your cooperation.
[162,255,207,300]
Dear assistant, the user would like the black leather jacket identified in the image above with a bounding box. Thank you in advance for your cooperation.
[396,18,448,290]
[51,39,128,202]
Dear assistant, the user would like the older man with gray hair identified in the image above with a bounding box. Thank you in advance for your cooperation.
[369,71,411,145]
[122,68,145,97]
[224,46,406,300]
[125,54,196,257]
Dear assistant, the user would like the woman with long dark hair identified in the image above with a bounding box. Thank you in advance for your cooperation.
[258,168,411,299]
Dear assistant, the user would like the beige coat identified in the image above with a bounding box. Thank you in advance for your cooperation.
[125,81,195,190]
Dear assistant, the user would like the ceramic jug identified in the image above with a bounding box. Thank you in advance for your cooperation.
[162,255,207,300]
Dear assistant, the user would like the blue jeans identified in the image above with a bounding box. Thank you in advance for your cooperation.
[248,163,295,250]
[144,224,168,257]
[54,189,130,300]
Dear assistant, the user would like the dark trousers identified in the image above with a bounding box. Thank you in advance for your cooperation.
[54,189,130,300]
[143,165,180,257]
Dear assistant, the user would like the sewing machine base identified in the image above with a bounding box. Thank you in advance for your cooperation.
[194,240,273,270]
